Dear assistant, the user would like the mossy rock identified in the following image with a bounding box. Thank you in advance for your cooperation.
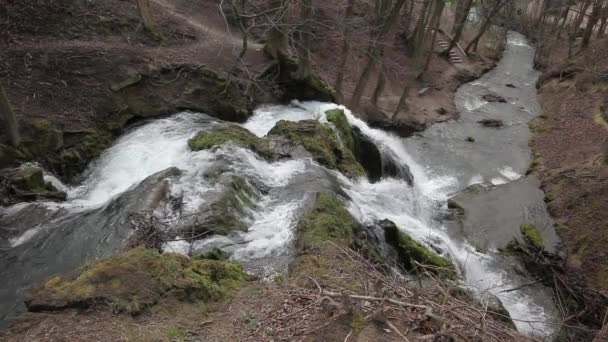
[191,176,259,236]
[381,219,455,276]
[268,120,365,178]
[0,164,67,203]
[295,192,361,249]
[520,224,543,250]
[326,108,355,153]
[27,248,247,315]
[188,125,273,159]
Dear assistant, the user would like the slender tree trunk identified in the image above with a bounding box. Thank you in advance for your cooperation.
[350,0,406,109]
[403,0,415,38]
[136,0,156,34]
[444,0,472,55]
[296,0,313,79]
[598,11,608,37]
[371,69,386,106]
[581,0,604,50]
[265,0,289,59]
[464,0,507,54]
[335,0,356,104]
[420,0,445,77]
[231,0,249,60]
[0,84,21,146]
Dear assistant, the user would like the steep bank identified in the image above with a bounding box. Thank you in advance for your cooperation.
[531,38,608,337]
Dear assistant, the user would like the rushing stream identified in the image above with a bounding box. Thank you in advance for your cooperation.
[1,32,559,338]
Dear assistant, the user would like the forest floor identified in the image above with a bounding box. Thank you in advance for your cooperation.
[532,39,608,297]
[0,242,528,342]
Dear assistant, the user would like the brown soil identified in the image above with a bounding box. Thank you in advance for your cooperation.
[0,242,529,342]
[532,37,608,316]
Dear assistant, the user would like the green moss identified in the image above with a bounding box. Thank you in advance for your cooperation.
[520,224,543,250]
[188,125,273,159]
[32,248,247,315]
[200,248,227,261]
[383,221,454,276]
[326,109,355,152]
[268,120,365,177]
[466,184,481,194]
[295,192,361,249]
[350,310,366,333]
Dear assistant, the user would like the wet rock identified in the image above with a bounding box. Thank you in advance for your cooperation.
[477,119,504,128]
[465,136,475,142]
[482,94,508,103]
[268,120,365,178]
[380,219,454,276]
[436,107,448,115]
[505,83,517,88]
[181,176,260,237]
[188,124,273,159]
[26,248,247,314]
[326,109,355,152]
[0,164,66,205]
[351,126,382,182]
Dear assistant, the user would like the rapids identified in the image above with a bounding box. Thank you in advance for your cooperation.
[0,32,559,338]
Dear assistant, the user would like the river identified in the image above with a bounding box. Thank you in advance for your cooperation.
[0,32,559,339]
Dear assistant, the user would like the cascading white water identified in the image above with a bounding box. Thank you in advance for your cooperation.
[1,31,557,338]
[243,101,556,337]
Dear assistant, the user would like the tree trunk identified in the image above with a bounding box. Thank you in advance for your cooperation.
[136,0,156,34]
[350,0,406,109]
[0,84,21,146]
[265,0,289,60]
[420,0,445,77]
[581,0,604,50]
[598,11,608,37]
[443,0,472,55]
[295,0,313,79]
[464,0,507,55]
[335,0,356,104]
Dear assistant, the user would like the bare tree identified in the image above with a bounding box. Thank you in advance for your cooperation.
[265,0,290,59]
[335,0,357,104]
[444,0,473,55]
[350,0,407,110]
[464,0,508,55]
[136,0,157,34]
[0,84,21,146]
[295,0,313,80]
[581,0,606,50]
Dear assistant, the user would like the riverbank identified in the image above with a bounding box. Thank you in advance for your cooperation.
[530,37,608,337]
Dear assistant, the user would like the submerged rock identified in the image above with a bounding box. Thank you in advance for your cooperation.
[0,164,66,205]
[26,248,247,314]
[268,120,365,178]
[478,119,504,128]
[380,219,454,276]
[188,124,273,159]
[182,175,259,237]
[482,94,508,103]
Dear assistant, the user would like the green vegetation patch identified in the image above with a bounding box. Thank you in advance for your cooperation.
[188,125,273,159]
[382,220,455,276]
[295,192,361,249]
[520,224,543,250]
[268,120,365,177]
[29,248,247,315]
[325,108,355,152]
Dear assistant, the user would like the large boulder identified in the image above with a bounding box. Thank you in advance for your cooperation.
[188,124,274,159]
[295,192,361,250]
[268,120,365,178]
[26,248,247,315]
